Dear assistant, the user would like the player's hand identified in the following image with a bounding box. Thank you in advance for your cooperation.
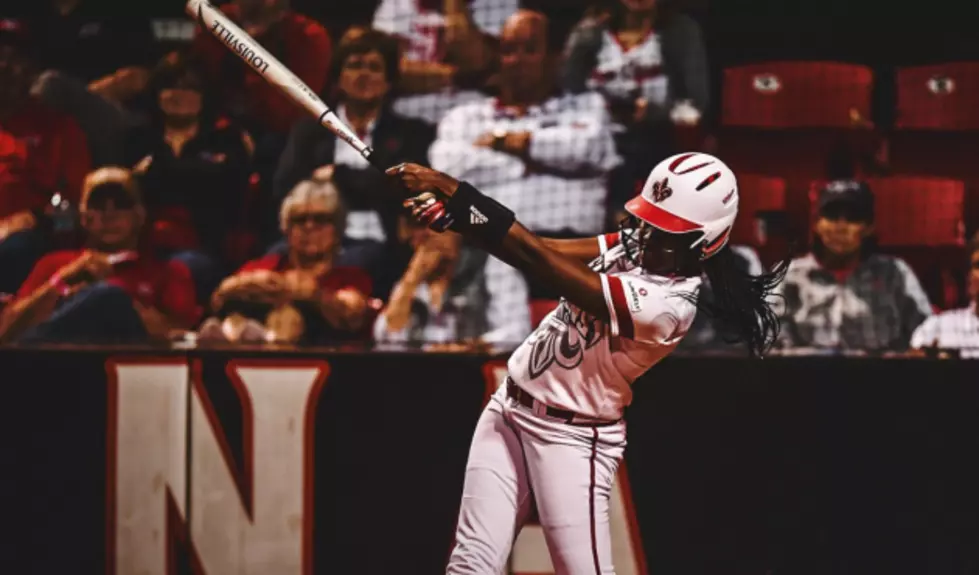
[282,269,319,301]
[387,163,460,197]
[403,192,449,230]
[236,270,288,302]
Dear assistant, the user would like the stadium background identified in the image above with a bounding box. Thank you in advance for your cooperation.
[3,0,979,573]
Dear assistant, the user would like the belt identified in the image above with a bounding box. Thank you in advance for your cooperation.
[505,378,620,427]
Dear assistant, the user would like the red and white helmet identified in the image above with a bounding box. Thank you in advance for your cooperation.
[624,152,739,259]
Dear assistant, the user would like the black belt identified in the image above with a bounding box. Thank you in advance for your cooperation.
[505,378,620,427]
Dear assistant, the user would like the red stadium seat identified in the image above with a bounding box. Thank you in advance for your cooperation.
[718,62,876,181]
[889,63,979,179]
[895,62,979,130]
[731,174,786,246]
[722,62,874,129]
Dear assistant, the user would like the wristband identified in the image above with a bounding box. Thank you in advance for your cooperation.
[442,181,515,246]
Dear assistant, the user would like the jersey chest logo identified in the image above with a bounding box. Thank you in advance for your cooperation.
[527,302,604,379]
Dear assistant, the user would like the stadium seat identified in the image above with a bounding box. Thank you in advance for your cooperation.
[731,174,787,247]
[717,62,877,181]
[723,62,874,129]
[889,62,979,179]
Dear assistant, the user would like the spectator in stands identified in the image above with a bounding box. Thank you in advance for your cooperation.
[192,0,332,137]
[910,231,979,355]
[0,19,91,295]
[561,0,709,224]
[430,10,619,238]
[430,10,619,300]
[274,28,435,282]
[128,51,254,305]
[0,167,199,344]
[21,1,156,101]
[202,178,371,344]
[774,180,932,351]
[374,214,530,349]
[372,0,518,125]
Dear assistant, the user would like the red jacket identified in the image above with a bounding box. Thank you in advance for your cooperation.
[192,6,332,134]
[0,98,91,219]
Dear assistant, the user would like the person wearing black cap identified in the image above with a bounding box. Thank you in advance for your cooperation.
[773,179,933,351]
[0,167,199,344]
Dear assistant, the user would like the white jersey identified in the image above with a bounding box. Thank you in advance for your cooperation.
[430,92,621,235]
[586,29,669,128]
[372,0,519,125]
[507,233,701,421]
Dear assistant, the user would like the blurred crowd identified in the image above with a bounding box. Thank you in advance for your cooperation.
[0,0,976,356]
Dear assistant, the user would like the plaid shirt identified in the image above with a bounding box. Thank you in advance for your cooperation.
[911,304,979,355]
[773,253,933,351]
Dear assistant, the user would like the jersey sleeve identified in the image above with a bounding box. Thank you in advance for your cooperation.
[599,273,694,345]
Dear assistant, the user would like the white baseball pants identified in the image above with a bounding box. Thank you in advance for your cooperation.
[447,384,627,575]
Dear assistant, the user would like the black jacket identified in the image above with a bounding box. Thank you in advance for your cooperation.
[273,106,436,242]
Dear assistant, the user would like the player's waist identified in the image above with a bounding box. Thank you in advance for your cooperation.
[505,377,621,427]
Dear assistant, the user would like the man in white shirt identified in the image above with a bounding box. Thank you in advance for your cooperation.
[373,0,519,125]
[428,10,622,239]
[911,232,979,356]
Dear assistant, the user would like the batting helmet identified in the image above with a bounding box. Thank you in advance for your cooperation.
[625,152,739,260]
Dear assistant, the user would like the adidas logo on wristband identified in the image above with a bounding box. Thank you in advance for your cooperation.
[470,206,488,224]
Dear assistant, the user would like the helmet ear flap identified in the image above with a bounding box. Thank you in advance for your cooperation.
[699,226,732,260]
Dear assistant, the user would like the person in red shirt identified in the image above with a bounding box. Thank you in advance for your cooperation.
[0,18,91,295]
[0,166,199,344]
[191,0,332,136]
[202,176,371,344]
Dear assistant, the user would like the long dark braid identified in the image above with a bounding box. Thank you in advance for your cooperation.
[619,216,788,357]
[687,247,789,357]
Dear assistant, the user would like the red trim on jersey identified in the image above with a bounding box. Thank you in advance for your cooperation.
[624,196,702,234]
[604,232,620,250]
[606,276,635,339]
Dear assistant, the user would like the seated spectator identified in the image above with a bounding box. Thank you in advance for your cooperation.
[192,0,331,138]
[773,180,932,351]
[0,167,199,344]
[128,51,254,304]
[0,20,91,295]
[429,10,620,299]
[561,0,709,224]
[911,231,979,355]
[372,0,518,125]
[274,28,435,264]
[202,179,371,345]
[374,215,530,349]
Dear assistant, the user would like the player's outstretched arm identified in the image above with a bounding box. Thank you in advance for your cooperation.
[388,163,611,322]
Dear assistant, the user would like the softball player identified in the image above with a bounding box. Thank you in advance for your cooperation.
[389,152,787,574]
